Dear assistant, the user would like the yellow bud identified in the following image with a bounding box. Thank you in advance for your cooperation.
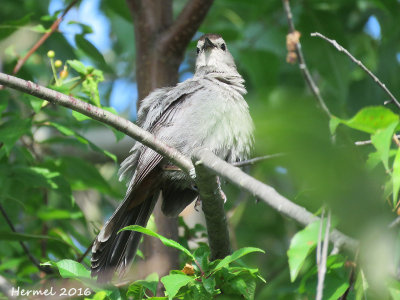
[54,60,62,68]
[47,50,55,58]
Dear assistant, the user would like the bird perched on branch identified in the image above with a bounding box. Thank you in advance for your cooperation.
[91,33,254,282]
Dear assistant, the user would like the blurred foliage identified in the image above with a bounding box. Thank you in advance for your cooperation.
[1,0,400,299]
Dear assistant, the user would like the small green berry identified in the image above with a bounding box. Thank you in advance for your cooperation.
[47,50,55,58]
[54,60,62,68]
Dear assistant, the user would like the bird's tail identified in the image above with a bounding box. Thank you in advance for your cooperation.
[91,192,158,283]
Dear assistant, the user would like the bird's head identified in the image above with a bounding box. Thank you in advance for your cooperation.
[195,34,238,75]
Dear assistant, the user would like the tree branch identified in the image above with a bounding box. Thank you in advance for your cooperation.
[193,158,231,260]
[0,204,53,274]
[160,0,214,56]
[0,72,194,174]
[232,153,284,168]
[193,148,359,253]
[12,0,79,75]
[0,72,359,255]
[311,32,400,110]
[282,0,332,117]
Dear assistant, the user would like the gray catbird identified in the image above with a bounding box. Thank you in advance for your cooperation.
[91,33,254,282]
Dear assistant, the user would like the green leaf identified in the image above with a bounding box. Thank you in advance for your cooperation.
[82,69,104,107]
[0,118,31,154]
[202,276,217,295]
[287,220,326,282]
[37,208,83,220]
[12,166,60,189]
[67,59,87,75]
[393,148,400,207]
[30,24,49,33]
[120,225,194,260]
[0,96,8,116]
[213,247,265,272]
[44,259,90,279]
[75,34,107,65]
[371,121,398,171]
[54,156,117,195]
[193,244,210,272]
[0,231,67,245]
[0,14,31,40]
[161,274,194,300]
[72,110,91,121]
[332,106,399,134]
[47,122,117,162]
[329,116,341,135]
[128,272,159,297]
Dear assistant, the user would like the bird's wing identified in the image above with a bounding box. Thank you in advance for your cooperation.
[121,79,202,193]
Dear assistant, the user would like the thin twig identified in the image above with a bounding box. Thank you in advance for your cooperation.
[316,210,331,300]
[12,0,79,75]
[389,216,400,229]
[311,32,400,110]
[282,0,332,117]
[232,153,285,167]
[77,239,94,263]
[355,134,400,146]
[0,204,53,274]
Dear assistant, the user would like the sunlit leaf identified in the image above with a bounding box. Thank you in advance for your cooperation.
[120,225,194,260]
[161,274,194,300]
[370,121,398,171]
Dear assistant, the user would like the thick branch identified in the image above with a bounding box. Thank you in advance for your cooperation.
[0,72,358,254]
[160,0,214,56]
[193,148,359,252]
[0,72,193,174]
[311,32,400,110]
[193,158,231,260]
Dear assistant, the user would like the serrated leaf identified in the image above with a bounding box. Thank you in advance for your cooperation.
[45,259,90,279]
[393,148,400,207]
[333,106,399,134]
[120,225,194,260]
[213,247,265,272]
[287,220,326,282]
[193,244,210,272]
[370,121,398,171]
[161,274,194,300]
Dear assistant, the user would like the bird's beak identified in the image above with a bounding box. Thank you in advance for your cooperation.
[202,37,215,51]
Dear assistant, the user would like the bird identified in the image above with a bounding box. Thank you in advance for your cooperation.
[91,33,254,282]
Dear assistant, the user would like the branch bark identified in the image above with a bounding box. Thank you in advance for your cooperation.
[193,158,231,260]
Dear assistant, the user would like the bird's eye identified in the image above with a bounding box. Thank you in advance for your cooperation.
[221,43,226,51]
[196,47,200,54]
